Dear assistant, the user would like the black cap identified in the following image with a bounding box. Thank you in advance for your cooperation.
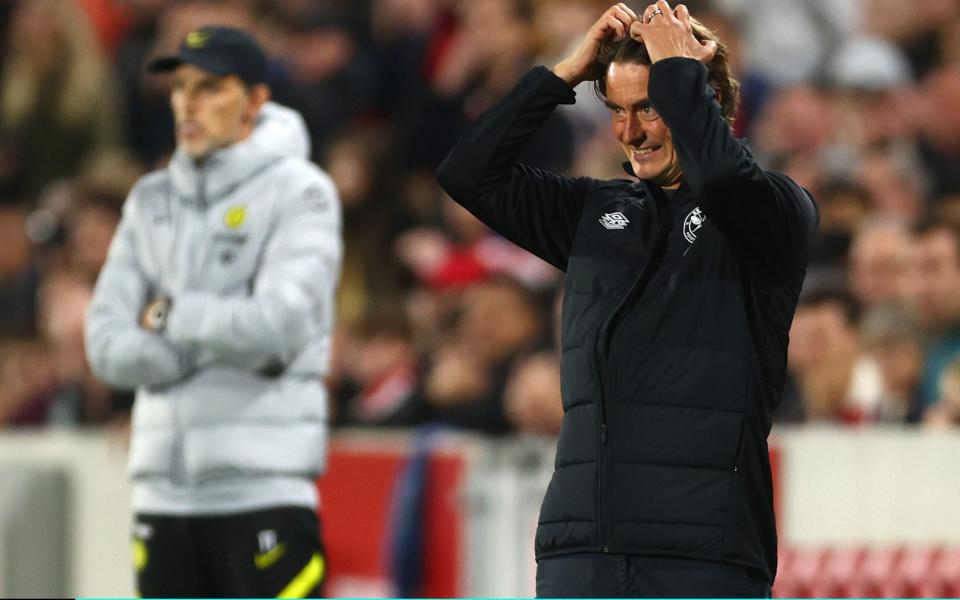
[148,26,267,85]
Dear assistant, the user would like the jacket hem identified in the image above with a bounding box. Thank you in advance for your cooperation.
[534,545,772,583]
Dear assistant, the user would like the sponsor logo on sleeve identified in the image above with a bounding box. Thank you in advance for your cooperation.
[600,211,630,230]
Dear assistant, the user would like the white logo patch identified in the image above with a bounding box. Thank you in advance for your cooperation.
[600,211,630,230]
[133,522,153,540]
[683,207,706,243]
[258,529,278,553]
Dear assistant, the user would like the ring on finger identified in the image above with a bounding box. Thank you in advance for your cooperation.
[646,7,663,22]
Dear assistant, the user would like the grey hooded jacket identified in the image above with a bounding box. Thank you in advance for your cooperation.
[85,103,342,494]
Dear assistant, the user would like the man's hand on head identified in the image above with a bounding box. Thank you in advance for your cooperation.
[140,297,171,333]
[552,3,639,88]
[630,1,716,65]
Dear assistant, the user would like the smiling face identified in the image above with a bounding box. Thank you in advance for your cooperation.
[604,61,682,188]
[170,64,268,159]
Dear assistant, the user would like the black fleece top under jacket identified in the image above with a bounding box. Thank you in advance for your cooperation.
[436,57,818,583]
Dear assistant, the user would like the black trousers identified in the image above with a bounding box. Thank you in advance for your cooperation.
[132,506,326,598]
[536,553,772,598]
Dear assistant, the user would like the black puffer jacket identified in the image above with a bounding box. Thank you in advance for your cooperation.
[436,58,818,583]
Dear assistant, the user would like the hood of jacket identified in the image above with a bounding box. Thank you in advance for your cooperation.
[169,101,311,204]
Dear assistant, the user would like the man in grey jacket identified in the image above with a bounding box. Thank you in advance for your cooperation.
[85,26,341,598]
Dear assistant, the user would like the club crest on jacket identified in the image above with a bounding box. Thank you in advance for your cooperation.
[683,207,705,243]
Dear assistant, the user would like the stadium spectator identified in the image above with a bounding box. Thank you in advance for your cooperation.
[60,196,122,286]
[504,286,564,435]
[36,271,133,426]
[750,84,833,189]
[370,0,472,170]
[326,126,410,326]
[908,221,960,407]
[0,337,57,426]
[84,27,340,597]
[332,306,421,427]
[503,352,563,435]
[417,276,545,433]
[784,289,865,423]
[825,36,915,150]
[808,179,871,266]
[112,0,183,166]
[864,0,959,77]
[713,0,858,86]
[533,0,615,145]
[932,192,960,230]
[848,218,913,309]
[432,0,576,172]
[853,150,926,224]
[278,9,378,158]
[857,304,925,424]
[0,0,126,201]
[926,356,960,428]
[917,65,960,197]
[396,195,558,293]
[0,207,39,337]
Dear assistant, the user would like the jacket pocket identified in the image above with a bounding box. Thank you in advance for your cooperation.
[610,403,745,471]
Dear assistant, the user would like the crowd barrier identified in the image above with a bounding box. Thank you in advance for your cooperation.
[1,426,959,597]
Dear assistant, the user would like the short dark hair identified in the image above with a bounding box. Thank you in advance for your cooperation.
[817,178,871,208]
[798,287,861,326]
[914,214,960,240]
[593,17,740,125]
[913,216,960,265]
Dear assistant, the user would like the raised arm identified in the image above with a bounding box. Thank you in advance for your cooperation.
[437,5,646,272]
[636,1,818,286]
[436,68,595,272]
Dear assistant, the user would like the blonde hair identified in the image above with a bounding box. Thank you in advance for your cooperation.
[1,0,112,130]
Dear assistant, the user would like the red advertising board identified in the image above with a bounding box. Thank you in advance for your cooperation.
[317,438,467,598]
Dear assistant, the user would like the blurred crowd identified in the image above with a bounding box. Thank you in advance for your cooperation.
[0,0,959,434]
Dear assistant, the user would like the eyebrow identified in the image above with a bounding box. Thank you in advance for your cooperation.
[603,99,652,111]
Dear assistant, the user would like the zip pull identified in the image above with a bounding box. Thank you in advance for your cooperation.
[195,166,208,209]
[601,424,608,444]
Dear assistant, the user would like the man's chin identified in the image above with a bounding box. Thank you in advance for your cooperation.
[631,163,681,188]
[179,142,210,160]
[630,163,660,181]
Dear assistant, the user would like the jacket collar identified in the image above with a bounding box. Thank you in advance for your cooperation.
[622,161,693,208]
[169,136,280,206]
[168,102,311,206]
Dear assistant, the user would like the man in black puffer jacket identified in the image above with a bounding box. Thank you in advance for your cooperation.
[436,1,818,597]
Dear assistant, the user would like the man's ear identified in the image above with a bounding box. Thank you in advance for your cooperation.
[251,83,271,108]
[245,83,271,123]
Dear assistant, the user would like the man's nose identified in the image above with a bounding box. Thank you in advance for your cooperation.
[620,114,645,146]
[180,88,202,115]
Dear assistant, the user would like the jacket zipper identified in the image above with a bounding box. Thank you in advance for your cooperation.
[589,342,609,552]
[192,171,211,286]
[590,193,673,553]
[170,170,210,485]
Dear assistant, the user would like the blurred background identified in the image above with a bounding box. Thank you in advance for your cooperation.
[1,0,960,597]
